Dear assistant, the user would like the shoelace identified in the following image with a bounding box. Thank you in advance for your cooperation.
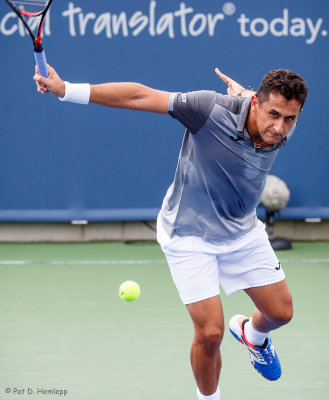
[254,346,274,364]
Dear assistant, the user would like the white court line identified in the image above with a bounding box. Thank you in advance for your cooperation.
[0,259,167,265]
[281,258,329,263]
[0,258,328,265]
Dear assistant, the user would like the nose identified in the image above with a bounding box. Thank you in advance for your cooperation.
[274,118,285,134]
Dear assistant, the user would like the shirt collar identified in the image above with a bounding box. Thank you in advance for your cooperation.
[237,96,252,134]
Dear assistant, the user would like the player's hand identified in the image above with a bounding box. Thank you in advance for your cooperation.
[215,68,246,96]
[33,65,65,98]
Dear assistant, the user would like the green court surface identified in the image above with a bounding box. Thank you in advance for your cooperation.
[0,242,328,400]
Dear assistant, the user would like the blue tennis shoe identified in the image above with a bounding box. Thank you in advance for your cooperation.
[229,314,282,381]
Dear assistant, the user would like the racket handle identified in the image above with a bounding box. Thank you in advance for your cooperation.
[34,49,49,78]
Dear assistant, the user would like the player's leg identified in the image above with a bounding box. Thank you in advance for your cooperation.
[228,280,292,381]
[218,220,288,380]
[157,213,222,399]
[187,295,224,398]
[244,279,293,333]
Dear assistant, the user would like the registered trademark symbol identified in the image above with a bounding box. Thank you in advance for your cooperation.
[222,2,236,16]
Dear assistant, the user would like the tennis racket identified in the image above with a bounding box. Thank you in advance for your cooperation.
[4,0,53,77]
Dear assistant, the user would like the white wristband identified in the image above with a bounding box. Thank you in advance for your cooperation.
[59,81,91,104]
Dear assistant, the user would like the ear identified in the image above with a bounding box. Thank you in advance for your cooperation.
[250,95,258,112]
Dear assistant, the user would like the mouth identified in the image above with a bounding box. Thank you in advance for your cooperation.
[268,131,282,141]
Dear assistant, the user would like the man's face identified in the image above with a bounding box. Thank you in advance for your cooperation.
[251,93,302,145]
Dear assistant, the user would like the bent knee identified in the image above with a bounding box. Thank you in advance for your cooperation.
[268,303,293,327]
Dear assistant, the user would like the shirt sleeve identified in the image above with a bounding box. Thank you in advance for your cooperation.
[168,90,217,134]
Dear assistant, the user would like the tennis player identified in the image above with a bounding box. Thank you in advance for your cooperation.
[34,67,307,400]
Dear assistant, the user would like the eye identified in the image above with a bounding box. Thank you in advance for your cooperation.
[269,111,279,118]
[286,116,296,122]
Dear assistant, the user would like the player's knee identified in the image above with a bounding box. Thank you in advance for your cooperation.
[268,302,293,327]
[195,325,224,356]
[280,304,294,325]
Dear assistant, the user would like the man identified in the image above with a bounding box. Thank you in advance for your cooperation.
[34,66,307,400]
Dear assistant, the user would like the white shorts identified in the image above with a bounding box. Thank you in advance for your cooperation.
[157,214,285,304]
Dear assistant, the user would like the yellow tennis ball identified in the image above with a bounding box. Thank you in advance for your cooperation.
[119,281,140,302]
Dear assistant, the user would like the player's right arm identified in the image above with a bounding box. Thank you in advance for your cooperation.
[90,83,171,114]
[34,65,251,114]
[34,65,171,114]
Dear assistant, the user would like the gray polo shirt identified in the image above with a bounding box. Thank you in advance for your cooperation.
[160,90,294,242]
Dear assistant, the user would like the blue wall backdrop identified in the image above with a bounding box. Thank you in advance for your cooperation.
[0,0,328,222]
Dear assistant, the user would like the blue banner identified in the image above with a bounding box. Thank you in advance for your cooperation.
[1,0,328,221]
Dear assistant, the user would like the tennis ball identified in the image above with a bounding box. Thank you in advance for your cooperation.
[119,280,140,302]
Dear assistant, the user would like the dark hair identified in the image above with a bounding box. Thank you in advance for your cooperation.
[256,69,308,108]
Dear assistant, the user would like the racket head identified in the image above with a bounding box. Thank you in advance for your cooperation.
[6,0,52,17]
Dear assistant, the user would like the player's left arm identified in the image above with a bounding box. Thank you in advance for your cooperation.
[215,68,256,97]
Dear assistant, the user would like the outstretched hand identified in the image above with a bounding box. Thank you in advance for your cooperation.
[215,68,255,97]
[33,65,65,98]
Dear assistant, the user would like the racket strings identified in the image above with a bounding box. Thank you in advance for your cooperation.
[11,0,49,16]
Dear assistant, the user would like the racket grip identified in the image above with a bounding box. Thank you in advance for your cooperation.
[34,50,49,78]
